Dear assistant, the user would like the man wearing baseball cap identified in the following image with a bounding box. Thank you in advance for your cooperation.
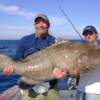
[3,13,68,100]
[76,25,100,100]
[34,13,50,25]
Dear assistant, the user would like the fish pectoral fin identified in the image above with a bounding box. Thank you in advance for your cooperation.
[19,77,41,85]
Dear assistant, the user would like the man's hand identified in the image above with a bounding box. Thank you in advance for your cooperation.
[3,65,15,76]
[52,68,68,80]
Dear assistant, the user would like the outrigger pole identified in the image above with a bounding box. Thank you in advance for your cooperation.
[59,6,84,41]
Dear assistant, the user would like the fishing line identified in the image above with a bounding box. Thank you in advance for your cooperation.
[59,6,84,41]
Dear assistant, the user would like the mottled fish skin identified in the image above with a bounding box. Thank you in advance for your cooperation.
[0,41,100,84]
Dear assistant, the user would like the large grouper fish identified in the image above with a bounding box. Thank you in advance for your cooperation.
[0,41,100,84]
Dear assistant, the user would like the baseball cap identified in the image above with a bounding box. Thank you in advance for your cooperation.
[82,25,98,35]
[34,13,50,25]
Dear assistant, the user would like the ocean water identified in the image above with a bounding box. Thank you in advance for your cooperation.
[0,40,19,57]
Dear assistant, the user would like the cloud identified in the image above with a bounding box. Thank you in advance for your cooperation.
[0,4,66,24]
[0,4,75,39]
[0,4,35,18]
[50,16,66,26]
[0,24,33,39]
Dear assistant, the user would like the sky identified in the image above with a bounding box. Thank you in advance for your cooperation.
[0,0,100,40]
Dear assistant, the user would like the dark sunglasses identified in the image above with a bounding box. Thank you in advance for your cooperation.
[84,32,94,36]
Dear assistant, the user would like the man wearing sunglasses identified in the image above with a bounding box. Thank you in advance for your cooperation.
[83,25,98,44]
[76,25,100,100]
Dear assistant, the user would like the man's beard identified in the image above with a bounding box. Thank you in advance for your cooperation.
[40,33,48,39]
[36,30,48,39]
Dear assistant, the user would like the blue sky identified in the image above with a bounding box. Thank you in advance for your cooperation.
[0,0,100,40]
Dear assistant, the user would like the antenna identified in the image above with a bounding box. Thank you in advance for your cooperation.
[59,6,84,41]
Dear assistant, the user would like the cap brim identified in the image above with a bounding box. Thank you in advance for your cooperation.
[82,30,97,35]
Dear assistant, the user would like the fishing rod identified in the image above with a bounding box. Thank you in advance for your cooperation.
[59,6,84,41]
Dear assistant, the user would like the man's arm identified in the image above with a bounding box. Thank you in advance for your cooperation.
[13,38,25,60]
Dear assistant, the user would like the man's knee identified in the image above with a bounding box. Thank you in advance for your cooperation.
[46,89,60,100]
